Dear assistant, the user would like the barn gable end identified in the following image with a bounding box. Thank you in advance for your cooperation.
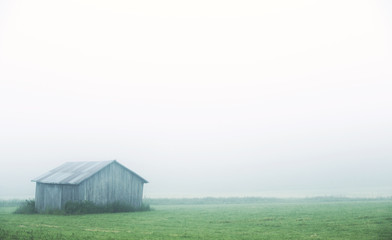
[32,160,147,212]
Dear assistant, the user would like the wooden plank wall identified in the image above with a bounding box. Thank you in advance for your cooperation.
[35,162,145,211]
[35,182,62,212]
[77,162,145,208]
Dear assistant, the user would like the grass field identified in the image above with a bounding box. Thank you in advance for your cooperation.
[0,198,391,239]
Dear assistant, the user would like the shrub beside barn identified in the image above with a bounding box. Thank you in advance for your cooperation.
[32,160,148,213]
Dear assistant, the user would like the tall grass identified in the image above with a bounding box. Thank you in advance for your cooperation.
[64,201,150,214]
[12,199,150,215]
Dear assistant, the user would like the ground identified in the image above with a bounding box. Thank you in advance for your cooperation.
[0,198,391,239]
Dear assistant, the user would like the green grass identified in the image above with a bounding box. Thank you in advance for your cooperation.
[0,199,391,239]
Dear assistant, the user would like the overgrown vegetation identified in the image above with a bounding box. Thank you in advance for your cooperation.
[64,201,150,214]
[11,199,150,215]
[13,200,37,214]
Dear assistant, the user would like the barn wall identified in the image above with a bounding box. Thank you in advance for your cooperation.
[34,162,146,211]
[60,184,79,208]
[35,183,62,212]
[77,162,145,208]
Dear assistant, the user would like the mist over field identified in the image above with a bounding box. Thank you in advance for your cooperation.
[0,0,391,199]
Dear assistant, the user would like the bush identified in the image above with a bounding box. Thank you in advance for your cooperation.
[14,200,37,214]
[139,203,151,211]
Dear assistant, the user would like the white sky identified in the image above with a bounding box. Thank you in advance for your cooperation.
[0,0,391,198]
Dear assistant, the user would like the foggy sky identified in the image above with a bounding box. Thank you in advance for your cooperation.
[0,0,391,198]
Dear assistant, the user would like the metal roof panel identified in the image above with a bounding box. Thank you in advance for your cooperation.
[31,160,115,185]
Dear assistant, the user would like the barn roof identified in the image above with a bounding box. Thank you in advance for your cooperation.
[32,160,148,185]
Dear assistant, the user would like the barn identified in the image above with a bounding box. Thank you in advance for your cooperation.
[32,160,148,213]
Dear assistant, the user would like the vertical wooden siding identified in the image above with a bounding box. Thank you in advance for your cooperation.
[61,184,79,208]
[35,162,145,212]
[35,183,62,212]
[78,162,145,208]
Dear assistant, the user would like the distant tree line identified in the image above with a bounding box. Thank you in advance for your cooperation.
[0,199,25,207]
[144,196,392,205]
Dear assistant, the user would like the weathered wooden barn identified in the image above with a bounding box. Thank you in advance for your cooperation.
[32,160,148,212]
